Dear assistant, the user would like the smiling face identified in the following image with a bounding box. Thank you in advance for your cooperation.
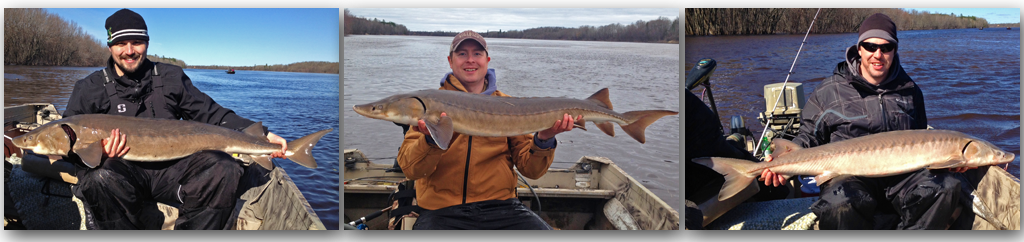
[447,40,490,90]
[857,38,895,85]
[109,39,148,76]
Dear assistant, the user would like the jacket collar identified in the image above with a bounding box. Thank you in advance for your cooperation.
[105,57,155,102]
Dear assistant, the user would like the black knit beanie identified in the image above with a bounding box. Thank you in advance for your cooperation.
[105,9,149,46]
[858,13,898,45]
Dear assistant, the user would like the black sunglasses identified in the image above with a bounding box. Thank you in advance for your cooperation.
[859,42,897,53]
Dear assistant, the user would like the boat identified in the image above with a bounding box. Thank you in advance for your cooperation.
[4,103,326,230]
[686,58,1021,230]
[226,69,236,74]
[343,149,680,230]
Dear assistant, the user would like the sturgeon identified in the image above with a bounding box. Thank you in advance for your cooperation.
[352,88,678,150]
[11,114,333,170]
[694,129,1015,201]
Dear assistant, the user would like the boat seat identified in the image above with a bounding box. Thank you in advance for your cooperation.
[516,188,616,199]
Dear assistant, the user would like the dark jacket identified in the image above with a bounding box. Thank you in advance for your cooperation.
[64,58,257,131]
[792,45,927,148]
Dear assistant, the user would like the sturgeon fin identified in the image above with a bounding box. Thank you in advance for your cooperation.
[927,159,964,169]
[242,122,265,138]
[73,141,104,168]
[234,154,274,170]
[814,171,838,186]
[692,157,761,201]
[285,128,334,169]
[596,122,615,137]
[253,156,274,170]
[770,138,802,158]
[620,110,678,143]
[585,88,613,110]
[424,115,454,150]
[573,118,587,131]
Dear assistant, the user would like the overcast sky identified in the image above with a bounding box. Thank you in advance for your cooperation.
[346,8,680,32]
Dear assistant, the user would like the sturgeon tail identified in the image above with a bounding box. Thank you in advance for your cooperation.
[692,157,762,201]
[284,128,334,168]
[620,110,678,143]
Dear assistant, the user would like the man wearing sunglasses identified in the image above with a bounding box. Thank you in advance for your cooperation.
[762,13,966,229]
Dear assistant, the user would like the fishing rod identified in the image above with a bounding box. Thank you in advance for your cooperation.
[753,8,821,158]
[349,207,391,227]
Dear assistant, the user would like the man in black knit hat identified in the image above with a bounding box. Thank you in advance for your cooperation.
[761,13,968,229]
[64,9,289,230]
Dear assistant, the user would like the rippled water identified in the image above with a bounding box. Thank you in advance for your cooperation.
[344,35,681,211]
[3,66,341,230]
[685,28,1021,177]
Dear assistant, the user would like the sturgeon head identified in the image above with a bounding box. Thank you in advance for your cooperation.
[352,92,425,126]
[352,91,455,150]
[11,121,73,157]
[12,119,109,168]
[961,137,1016,167]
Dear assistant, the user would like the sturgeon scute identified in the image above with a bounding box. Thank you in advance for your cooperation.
[694,129,1015,201]
[352,88,678,150]
[11,114,333,169]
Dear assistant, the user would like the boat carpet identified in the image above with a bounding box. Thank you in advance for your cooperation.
[8,164,84,230]
[705,197,818,230]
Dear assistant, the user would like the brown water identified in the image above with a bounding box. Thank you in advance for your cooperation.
[344,35,681,211]
[3,66,99,111]
[685,28,1021,177]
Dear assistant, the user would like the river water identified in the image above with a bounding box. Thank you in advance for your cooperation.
[3,66,341,230]
[685,28,1021,178]
[343,35,681,211]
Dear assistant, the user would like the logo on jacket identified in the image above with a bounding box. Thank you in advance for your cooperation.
[117,104,127,113]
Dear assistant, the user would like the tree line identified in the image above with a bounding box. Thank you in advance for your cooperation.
[989,23,1020,28]
[5,8,108,66]
[345,9,679,43]
[470,17,679,43]
[343,9,410,35]
[188,61,339,74]
[147,55,186,68]
[686,8,991,36]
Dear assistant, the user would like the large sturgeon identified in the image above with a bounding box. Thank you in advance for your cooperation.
[352,88,678,150]
[11,114,333,170]
[694,129,1015,201]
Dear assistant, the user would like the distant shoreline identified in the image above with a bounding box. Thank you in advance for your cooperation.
[3,64,339,75]
[686,8,993,36]
[345,34,679,44]
[184,68,338,75]
[343,9,679,44]
[187,61,339,74]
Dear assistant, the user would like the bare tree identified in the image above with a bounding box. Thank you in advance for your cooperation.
[5,8,107,66]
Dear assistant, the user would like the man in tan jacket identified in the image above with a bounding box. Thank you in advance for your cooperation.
[397,30,578,230]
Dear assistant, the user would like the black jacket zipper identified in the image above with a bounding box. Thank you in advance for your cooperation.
[878,92,888,132]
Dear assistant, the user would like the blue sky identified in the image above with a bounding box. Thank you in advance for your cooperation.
[45,8,340,66]
[904,8,1020,24]
[346,8,679,32]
